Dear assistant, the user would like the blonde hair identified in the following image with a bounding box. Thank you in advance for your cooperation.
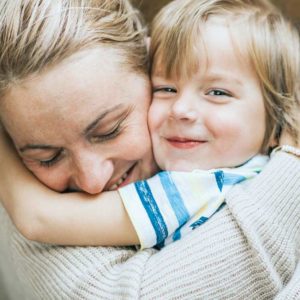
[0,0,148,96]
[150,0,300,150]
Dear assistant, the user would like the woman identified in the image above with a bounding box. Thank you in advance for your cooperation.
[0,0,299,299]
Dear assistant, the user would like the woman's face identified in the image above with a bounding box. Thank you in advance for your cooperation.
[0,48,156,193]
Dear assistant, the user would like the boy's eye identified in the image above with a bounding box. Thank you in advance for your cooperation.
[39,149,64,168]
[206,89,232,97]
[153,86,177,94]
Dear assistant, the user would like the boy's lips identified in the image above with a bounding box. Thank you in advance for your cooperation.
[165,136,207,149]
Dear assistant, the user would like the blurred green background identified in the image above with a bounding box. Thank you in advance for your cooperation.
[132,0,300,26]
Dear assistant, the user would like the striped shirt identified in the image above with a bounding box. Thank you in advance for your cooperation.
[119,155,268,249]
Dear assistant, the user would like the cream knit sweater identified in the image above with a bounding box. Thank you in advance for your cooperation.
[0,152,299,300]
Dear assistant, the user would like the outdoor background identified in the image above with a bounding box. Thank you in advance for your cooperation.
[132,0,300,27]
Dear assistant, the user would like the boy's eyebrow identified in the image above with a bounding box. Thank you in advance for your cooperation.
[205,73,243,85]
[152,71,164,77]
[151,68,167,78]
[152,72,244,86]
[151,74,173,82]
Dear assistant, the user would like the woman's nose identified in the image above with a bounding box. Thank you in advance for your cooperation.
[73,155,114,194]
[170,93,198,121]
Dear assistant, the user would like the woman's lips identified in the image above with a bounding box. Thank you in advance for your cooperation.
[166,137,207,149]
[118,164,136,188]
[108,163,136,191]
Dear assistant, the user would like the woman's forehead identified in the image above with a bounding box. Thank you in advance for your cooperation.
[0,49,151,146]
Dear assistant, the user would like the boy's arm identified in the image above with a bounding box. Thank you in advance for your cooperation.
[0,129,138,246]
[119,155,267,249]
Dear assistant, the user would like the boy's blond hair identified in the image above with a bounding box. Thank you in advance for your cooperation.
[0,0,147,96]
[150,0,300,150]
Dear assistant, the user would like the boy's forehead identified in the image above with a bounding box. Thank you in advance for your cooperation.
[151,28,254,85]
[151,46,206,81]
[151,17,250,81]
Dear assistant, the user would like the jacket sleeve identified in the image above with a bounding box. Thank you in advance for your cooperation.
[1,152,299,299]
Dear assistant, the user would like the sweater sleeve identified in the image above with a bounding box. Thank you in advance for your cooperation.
[1,152,299,299]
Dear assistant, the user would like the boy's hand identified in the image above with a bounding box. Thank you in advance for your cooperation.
[0,125,18,158]
[0,125,23,175]
[280,111,300,147]
[280,130,297,146]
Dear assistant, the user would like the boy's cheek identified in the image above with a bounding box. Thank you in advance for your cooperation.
[148,97,171,128]
[148,103,162,134]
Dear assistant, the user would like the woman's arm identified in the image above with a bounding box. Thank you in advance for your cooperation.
[0,129,138,246]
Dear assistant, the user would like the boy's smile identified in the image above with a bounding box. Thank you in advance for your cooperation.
[149,19,266,172]
[165,136,208,150]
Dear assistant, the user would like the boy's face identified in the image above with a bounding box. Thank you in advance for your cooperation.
[149,21,266,171]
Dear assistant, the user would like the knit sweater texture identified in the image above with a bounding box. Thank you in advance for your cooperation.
[0,152,299,299]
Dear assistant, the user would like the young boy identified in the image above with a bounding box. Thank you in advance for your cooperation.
[0,0,299,249]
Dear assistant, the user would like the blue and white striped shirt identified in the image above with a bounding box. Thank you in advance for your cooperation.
[119,155,268,249]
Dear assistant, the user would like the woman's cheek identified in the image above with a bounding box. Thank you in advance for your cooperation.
[23,161,68,192]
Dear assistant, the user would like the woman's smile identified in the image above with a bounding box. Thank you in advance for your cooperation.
[108,163,137,191]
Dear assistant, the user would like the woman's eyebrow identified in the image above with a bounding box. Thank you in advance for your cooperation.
[83,104,124,136]
[19,144,59,153]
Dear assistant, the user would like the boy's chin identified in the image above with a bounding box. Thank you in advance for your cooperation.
[160,159,211,172]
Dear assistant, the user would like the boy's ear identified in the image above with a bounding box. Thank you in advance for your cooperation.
[145,37,151,53]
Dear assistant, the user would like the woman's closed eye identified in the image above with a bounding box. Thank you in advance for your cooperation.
[90,123,122,143]
[39,148,64,168]
[89,108,131,143]
[38,123,122,167]
[37,124,122,168]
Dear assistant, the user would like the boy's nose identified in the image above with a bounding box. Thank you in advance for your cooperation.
[170,93,198,121]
